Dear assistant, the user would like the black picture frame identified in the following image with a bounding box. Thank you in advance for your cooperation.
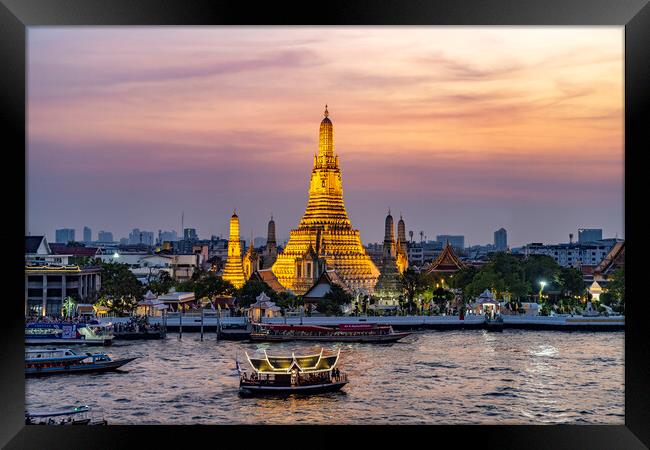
[1,0,648,448]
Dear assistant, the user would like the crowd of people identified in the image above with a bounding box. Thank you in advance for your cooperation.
[113,315,162,334]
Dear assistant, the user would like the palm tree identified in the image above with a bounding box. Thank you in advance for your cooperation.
[62,296,76,318]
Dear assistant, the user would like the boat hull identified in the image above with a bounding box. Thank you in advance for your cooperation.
[114,331,165,340]
[239,380,348,396]
[249,332,409,343]
[25,337,113,346]
[25,357,137,377]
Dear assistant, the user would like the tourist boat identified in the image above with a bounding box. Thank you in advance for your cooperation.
[25,405,107,425]
[249,323,410,343]
[25,321,114,345]
[237,348,348,396]
[25,348,137,376]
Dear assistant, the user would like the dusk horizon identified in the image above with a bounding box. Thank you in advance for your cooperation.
[27,27,624,247]
[23,25,628,429]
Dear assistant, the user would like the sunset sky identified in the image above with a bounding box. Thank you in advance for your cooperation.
[27,27,624,247]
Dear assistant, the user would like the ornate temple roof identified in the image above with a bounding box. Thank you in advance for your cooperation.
[303,269,351,301]
[271,107,379,294]
[244,348,340,374]
[425,242,465,274]
[594,241,624,276]
[254,268,289,293]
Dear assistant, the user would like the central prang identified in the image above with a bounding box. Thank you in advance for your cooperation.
[271,107,380,295]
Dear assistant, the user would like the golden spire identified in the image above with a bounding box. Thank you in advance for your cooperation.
[222,211,245,288]
[318,105,334,158]
[272,107,379,294]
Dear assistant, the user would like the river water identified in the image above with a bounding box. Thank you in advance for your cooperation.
[25,330,624,424]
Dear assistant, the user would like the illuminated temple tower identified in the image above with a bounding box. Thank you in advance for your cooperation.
[396,214,409,273]
[260,216,278,269]
[271,106,380,294]
[222,210,246,288]
[375,210,401,302]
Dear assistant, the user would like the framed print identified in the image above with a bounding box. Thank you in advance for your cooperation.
[1,0,648,448]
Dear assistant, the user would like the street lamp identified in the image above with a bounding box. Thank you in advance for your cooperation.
[538,281,547,303]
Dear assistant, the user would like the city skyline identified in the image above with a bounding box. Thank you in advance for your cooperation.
[27,27,624,247]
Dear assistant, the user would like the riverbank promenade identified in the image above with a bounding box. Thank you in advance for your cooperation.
[99,313,624,332]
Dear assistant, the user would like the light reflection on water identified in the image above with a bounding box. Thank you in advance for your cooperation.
[25,330,624,424]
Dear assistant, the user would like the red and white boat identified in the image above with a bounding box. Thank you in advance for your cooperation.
[249,323,410,343]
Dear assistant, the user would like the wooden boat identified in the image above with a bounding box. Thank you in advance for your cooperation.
[249,323,410,343]
[25,321,114,346]
[25,405,107,425]
[237,348,348,396]
[25,348,137,377]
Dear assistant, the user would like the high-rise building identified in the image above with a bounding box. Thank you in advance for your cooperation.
[494,228,508,251]
[184,228,198,240]
[128,228,154,246]
[436,235,465,251]
[222,211,246,288]
[159,230,178,243]
[55,228,75,244]
[578,228,603,243]
[97,230,114,242]
[271,106,380,294]
[83,226,92,243]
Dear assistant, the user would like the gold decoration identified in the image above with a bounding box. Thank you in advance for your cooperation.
[272,107,380,294]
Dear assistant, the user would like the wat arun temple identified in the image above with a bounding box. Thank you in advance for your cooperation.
[270,106,380,294]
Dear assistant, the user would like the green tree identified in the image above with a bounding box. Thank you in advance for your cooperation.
[464,253,530,302]
[275,291,302,312]
[319,284,353,316]
[555,266,585,299]
[448,266,478,293]
[97,261,144,315]
[431,286,453,307]
[194,273,236,303]
[398,268,431,314]
[602,267,625,313]
[147,271,175,295]
[523,255,560,298]
[236,278,277,308]
[62,296,76,317]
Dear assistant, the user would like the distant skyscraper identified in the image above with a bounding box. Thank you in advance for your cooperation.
[436,235,465,251]
[578,228,603,243]
[494,228,508,251]
[97,230,114,242]
[128,228,154,246]
[83,226,92,243]
[55,228,75,244]
[159,230,178,243]
[184,228,198,240]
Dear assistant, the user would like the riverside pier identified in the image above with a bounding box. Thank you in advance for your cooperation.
[99,314,624,332]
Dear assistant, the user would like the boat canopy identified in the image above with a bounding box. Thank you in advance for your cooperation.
[244,348,340,374]
[258,324,334,333]
[336,323,386,331]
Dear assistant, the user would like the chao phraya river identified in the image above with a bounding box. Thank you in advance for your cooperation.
[25,330,624,424]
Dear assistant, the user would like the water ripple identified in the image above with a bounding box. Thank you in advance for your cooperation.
[25,330,624,424]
